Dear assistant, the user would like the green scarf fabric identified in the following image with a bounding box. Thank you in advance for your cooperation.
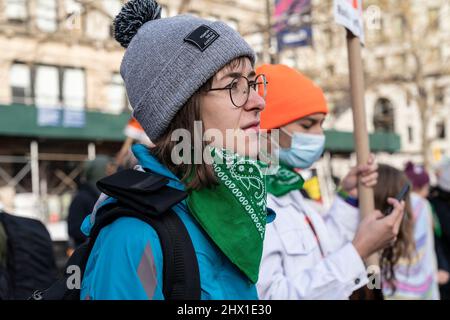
[187,147,268,283]
[266,164,305,197]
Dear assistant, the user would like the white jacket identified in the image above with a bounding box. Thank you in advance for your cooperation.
[257,191,368,300]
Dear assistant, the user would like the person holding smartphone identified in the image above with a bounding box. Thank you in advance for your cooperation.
[376,163,439,299]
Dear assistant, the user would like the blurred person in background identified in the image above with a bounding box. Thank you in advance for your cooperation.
[0,207,57,299]
[429,158,450,299]
[376,163,437,299]
[67,155,116,249]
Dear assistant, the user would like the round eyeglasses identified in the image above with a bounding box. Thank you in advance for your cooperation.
[208,74,268,108]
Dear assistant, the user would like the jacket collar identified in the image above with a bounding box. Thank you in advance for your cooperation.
[270,190,302,208]
[132,144,185,192]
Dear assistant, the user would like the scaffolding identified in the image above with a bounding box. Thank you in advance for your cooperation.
[0,140,98,223]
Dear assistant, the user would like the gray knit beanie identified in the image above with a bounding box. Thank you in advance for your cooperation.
[114,0,256,141]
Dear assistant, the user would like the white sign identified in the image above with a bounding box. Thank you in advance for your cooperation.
[334,0,365,44]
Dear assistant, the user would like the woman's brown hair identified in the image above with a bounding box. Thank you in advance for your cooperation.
[150,57,248,191]
[373,164,415,294]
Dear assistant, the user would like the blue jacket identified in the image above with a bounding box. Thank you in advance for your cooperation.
[80,144,273,300]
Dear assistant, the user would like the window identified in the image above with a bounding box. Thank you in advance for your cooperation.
[327,29,334,49]
[107,73,127,114]
[376,57,385,69]
[365,4,381,32]
[373,98,395,132]
[65,0,81,15]
[36,0,58,32]
[86,11,110,40]
[63,68,85,109]
[6,0,27,22]
[103,0,122,18]
[428,7,440,30]
[35,65,60,107]
[435,86,445,104]
[327,64,335,76]
[15,64,86,109]
[406,89,412,107]
[64,0,83,32]
[34,65,86,109]
[10,63,32,105]
[245,33,264,64]
[103,0,122,38]
[392,15,404,39]
[407,126,414,143]
[436,121,446,139]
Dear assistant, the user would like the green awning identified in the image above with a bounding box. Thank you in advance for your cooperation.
[325,129,401,153]
[0,104,401,152]
[0,103,130,142]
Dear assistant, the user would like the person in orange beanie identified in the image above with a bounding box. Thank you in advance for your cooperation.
[257,64,406,300]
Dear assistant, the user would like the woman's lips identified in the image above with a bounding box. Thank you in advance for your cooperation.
[241,121,260,132]
[243,125,260,132]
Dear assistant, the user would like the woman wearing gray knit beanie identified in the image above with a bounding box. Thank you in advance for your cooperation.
[78,0,272,300]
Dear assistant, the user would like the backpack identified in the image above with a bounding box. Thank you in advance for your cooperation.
[0,210,58,300]
[30,169,201,300]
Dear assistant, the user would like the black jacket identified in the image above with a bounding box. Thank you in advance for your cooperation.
[429,187,450,299]
[67,183,100,248]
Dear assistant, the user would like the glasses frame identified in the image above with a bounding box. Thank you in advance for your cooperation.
[208,74,268,108]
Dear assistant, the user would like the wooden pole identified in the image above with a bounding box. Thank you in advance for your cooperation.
[265,0,277,64]
[346,30,378,270]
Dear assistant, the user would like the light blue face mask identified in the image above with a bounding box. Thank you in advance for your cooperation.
[278,128,326,169]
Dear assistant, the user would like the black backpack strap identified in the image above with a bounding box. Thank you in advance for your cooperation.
[30,241,91,300]
[91,205,201,300]
[148,209,201,300]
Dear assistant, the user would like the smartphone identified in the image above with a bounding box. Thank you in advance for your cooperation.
[384,183,410,216]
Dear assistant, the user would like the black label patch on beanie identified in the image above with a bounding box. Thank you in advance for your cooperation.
[184,25,220,52]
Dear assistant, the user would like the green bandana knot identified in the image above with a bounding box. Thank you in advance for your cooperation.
[266,164,305,197]
[187,147,268,283]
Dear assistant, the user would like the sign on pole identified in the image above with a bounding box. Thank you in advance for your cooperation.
[274,0,313,51]
[334,0,365,44]
[334,0,380,281]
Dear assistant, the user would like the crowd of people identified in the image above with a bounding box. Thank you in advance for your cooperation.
[1,0,450,300]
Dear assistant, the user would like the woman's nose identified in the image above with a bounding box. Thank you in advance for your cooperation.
[243,88,265,112]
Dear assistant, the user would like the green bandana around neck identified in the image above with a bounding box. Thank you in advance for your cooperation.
[187,147,268,283]
[266,164,305,197]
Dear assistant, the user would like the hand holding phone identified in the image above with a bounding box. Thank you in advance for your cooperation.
[384,183,410,215]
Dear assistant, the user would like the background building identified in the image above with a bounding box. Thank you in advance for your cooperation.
[0,0,447,235]
[0,0,272,239]
[273,0,450,179]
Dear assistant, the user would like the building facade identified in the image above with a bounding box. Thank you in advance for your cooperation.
[0,0,270,235]
[274,0,450,178]
[2,0,445,226]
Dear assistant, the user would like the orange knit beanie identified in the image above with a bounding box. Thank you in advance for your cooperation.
[257,64,328,130]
